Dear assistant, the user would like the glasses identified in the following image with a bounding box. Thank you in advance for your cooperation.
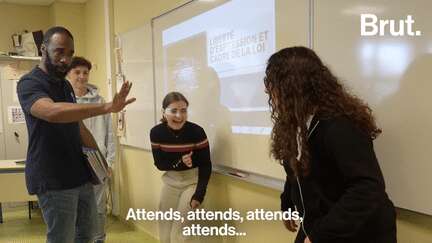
[164,108,188,116]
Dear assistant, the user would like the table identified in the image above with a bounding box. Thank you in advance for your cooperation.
[0,160,36,223]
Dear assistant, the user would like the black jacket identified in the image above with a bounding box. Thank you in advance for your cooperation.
[281,116,396,243]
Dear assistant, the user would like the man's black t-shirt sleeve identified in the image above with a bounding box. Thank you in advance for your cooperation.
[17,77,49,114]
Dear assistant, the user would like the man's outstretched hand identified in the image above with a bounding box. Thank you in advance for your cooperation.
[107,81,136,113]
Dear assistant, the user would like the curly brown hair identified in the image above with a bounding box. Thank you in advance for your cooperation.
[264,46,381,178]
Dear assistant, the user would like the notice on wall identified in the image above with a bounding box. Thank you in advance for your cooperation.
[8,106,25,124]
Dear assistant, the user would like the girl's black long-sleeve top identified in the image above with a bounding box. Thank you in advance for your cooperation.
[150,121,212,203]
[281,116,396,243]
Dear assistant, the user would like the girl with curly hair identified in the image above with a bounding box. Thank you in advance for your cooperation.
[264,46,396,243]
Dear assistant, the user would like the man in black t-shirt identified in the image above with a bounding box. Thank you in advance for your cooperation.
[17,26,135,243]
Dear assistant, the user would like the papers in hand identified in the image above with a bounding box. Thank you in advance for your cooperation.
[83,147,109,185]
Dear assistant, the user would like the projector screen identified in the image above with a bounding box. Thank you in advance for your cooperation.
[153,0,309,180]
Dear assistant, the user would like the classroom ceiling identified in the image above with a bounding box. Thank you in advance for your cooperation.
[0,0,87,5]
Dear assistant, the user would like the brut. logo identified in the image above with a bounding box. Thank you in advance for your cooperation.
[360,14,421,36]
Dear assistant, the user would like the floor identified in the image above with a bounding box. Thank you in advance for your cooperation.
[0,204,158,243]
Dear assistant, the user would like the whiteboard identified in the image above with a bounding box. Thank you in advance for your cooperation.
[116,24,156,150]
[150,0,432,215]
[314,0,432,215]
[152,0,309,181]
[117,0,432,215]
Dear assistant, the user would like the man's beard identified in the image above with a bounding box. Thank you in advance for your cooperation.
[45,54,69,80]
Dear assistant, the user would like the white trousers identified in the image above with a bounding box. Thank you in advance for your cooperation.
[159,168,202,243]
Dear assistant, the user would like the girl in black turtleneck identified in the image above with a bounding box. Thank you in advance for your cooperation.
[150,91,211,243]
